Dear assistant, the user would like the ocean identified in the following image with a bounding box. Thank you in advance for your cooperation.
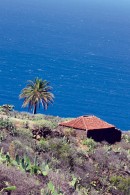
[0,0,130,130]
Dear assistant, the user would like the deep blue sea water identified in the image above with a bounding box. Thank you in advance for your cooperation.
[0,0,130,130]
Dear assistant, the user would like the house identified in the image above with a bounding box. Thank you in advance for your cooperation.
[59,115,121,144]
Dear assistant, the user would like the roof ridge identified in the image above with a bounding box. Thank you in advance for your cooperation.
[81,116,88,130]
[71,117,82,127]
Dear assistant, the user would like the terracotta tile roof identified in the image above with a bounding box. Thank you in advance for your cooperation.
[59,115,115,131]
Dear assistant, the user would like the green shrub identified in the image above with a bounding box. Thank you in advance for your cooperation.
[49,138,71,159]
[0,104,14,114]
[63,128,76,137]
[110,175,130,193]
[0,118,17,136]
[0,118,10,129]
[13,137,35,157]
[32,114,59,129]
[36,138,49,152]
[82,138,97,151]
[122,134,130,143]
[0,148,7,163]
[13,140,23,148]
[16,128,32,138]
[41,181,63,195]
[0,130,7,142]
[33,119,57,130]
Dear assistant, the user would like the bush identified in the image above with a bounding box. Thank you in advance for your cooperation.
[0,118,17,136]
[63,128,76,137]
[0,104,14,114]
[47,170,74,195]
[36,138,49,152]
[122,134,130,143]
[41,181,63,195]
[33,119,57,130]
[110,175,130,194]
[82,138,97,151]
[49,138,70,159]
[0,130,7,142]
[16,128,32,138]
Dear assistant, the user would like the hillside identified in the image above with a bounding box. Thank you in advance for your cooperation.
[0,109,130,195]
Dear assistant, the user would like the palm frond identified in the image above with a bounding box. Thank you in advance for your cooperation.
[19,77,54,114]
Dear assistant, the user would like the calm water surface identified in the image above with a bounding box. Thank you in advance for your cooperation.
[0,0,130,130]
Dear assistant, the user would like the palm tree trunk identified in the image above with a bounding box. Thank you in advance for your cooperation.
[33,104,37,114]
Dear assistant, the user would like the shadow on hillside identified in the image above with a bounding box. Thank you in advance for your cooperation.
[87,128,122,144]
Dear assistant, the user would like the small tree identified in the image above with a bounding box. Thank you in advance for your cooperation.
[19,78,54,114]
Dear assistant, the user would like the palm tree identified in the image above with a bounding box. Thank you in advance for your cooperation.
[19,77,54,114]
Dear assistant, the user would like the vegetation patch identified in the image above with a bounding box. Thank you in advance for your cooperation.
[0,110,130,194]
